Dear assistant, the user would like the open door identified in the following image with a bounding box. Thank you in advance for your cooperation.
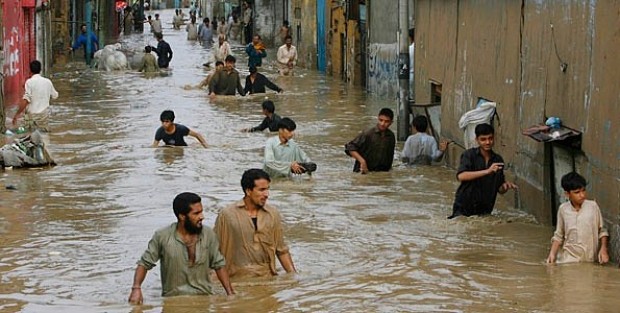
[317,0,326,71]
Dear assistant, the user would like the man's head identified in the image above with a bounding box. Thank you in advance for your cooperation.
[283,20,289,27]
[215,61,224,70]
[261,100,275,115]
[277,117,296,143]
[154,32,163,41]
[155,13,160,20]
[411,115,428,133]
[285,35,292,48]
[29,60,42,75]
[249,65,257,76]
[160,110,175,130]
[561,172,588,207]
[377,108,394,132]
[241,169,271,208]
[173,192,204,234]
[144,46,152,53]
[80,24,87,33]
[203,17,209,25]
[252,35,261,45]
[474,123,495,152]
[225,55,236,69]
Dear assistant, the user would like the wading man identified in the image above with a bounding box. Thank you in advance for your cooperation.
[152,110,208,148]
[344,108,396,174]
[263,118,316,177]
[128,192,234,304]
[12,60,59,133]
[208,55,245,96]
[448,123,517,219]
[214,169,297,278]
[241,100,281,133]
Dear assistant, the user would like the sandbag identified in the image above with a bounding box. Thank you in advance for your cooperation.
[0,131,55,168]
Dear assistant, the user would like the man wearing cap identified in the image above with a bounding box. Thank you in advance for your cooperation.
[244,66,282,95]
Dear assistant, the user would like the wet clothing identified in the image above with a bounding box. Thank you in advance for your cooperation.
[151,40,173,68]
[71,32,99,60]
[138,53,159,72]
[198,24,213,47]
[244,73,282,95]
[214,41,232,63]
[123,12,134,35]
[23,74,59,132]
[248,113,281,132]
[186,23,198,40]
[154,124,190,146]
[214,200,290,278]
[402,132,443,165]
[450,147,505,218]
[245,43,266,67]
[136,223,226,296]
[276,44,297,74]
[264,136,311,177]
[551,200,609,263]
[151,19,163,34]
[208,68,245,96]
[345,126,395,172]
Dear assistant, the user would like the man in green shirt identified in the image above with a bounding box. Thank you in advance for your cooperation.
[208,55,246,96]
[128,192,234,304]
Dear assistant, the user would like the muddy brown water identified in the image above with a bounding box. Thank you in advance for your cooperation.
[2,9,620,313]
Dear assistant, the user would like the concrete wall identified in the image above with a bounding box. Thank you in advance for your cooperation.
[367,0,399,98]
[253,0,278,46]
[291,0,317,69]
[415,0,620,259]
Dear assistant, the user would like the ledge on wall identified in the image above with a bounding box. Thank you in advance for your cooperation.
[522,124,582,150]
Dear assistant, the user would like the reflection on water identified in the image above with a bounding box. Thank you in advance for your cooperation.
[2,8,620,313]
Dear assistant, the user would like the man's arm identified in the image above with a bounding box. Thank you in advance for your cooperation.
[128,265,147,304]
[152,140,160,147]
[243,76,252,95]
[264,139,294,176]
[12,99,29,126]
[348,151,368,174]
[214,267,234,295]
[457,163,503,182]
[237,77,246,96]
[264,77,282,93]
[188,129,208,148]
[277,252,296,273]
[546,240,562,264]
[598,235,609,264]
[345,132,369,173]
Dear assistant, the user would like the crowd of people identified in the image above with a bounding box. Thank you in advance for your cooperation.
[6,2,611,306]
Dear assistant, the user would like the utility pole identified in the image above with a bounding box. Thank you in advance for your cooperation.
[397,0,410,141]
[85,0,93,66]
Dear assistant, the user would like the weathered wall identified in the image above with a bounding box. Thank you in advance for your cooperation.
[367,0,399,98]
[292,0,317,69]
[415,0,620,259]
[253,0,278,46]
[2,0,35,107]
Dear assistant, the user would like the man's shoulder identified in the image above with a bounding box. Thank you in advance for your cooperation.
[153,223,177,238]
[265,136,279,145]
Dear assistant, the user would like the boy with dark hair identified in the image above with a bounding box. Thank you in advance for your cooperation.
[263,117,316,177]
[152,110,208,148]
[242,100,282,132]
[546,172,609,264]
[448,123,517,218]
[138,46,159,72]
[345,108,396,173]
[402,115,447,165]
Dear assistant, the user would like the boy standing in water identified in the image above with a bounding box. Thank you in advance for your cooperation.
[448,123,517,218]
[546,172,609,264]
[152,110,208,148]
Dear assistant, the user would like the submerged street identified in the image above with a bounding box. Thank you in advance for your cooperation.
[2,9,620,313]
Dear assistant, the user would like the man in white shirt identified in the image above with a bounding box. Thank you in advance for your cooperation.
[263,117,316,178]
[276,35,297,76]
[402,115,447,165]
[13,60,59,132]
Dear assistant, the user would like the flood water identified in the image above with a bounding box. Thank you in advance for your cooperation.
[2,9,620,313]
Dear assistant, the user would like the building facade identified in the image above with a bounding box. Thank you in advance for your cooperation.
[415,0,620,258]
